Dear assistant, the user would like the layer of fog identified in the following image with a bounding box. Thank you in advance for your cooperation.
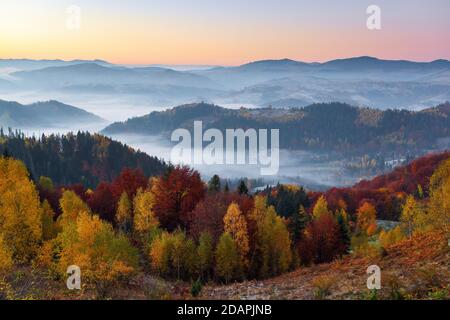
[0,89,262,123]
[107,133,360,189]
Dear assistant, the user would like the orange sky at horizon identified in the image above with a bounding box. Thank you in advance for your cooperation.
[1,0,449,66]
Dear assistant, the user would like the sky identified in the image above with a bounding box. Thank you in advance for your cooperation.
[1,0,449,65]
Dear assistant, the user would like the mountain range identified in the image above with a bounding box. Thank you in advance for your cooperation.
[1,57,450,110]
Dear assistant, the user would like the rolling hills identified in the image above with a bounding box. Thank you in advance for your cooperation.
[0,99,105,129]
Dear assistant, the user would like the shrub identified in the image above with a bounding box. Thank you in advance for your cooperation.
[191,278,203,297]
[311,275,337,300]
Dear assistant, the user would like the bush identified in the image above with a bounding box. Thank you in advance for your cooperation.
[351,234,382,258]
[191,278,203,297]
[311,275,337,300]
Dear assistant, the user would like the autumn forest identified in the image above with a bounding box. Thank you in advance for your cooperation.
[0,132,448,299]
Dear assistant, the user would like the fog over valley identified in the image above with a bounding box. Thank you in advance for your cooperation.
[1,57,450,189]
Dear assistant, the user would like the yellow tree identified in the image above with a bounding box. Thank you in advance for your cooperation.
[257,206,292,278]
[427,158,450,231]
[197,232,213,280]
[215,232,240,283]
[116,192,132,233]
[148,230,197,280]
[400,195,422,238]
[59,190,91,226]
[133,189,159,236]
[0,157,42,263]
[0,233,13,274]
[223,202,250,267]
[313,196,329,219]
[41,200,58,241]
[56,210,139,296]
[149,231,172,276]
[356,202,377,236]
[248,195,267,225]
[379,226,405,248]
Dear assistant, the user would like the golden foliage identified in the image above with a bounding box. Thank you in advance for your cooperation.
[313,196,329,219]
[58,190,91,226]
[215,232,240,283]
[427,158,450,231]
[55,209,139,288]
[149,231,172,275]
[0,157,42,263]
[224,202,250,267]
[257,206,292,277]
[133,189,159,235]
[400,195,422,238]
[356,202,377,235]
[41,200,58,241]
[379,226,406,248]
[0,234,13,274]
[312,274,338,300]
[149,230,197,280]
[248,195,267,225]
[116,192,132,233]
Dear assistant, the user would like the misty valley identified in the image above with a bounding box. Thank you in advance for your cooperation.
[0,56,449,301]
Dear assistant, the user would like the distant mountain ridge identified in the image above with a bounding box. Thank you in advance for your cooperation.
[0,99,105,128]
[102,101,450,155]
[0,58,111,71]
[11,62,215,88]
[1,56,450,110]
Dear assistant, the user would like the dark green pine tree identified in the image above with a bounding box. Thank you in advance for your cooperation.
[237,180,248,195]
[290,205,310,245]
[208,174,221,192]
[336,209,351,254]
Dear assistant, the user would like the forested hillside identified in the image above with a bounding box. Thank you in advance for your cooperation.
[0,130,167,187]
[103,102,450,155]
[304,151,450,222]
[0,99,105,128]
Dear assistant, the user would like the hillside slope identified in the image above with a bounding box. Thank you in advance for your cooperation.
[202,231,449,300]
[0,131,167,187]
[0,99,105,128]
[102,102,450,154]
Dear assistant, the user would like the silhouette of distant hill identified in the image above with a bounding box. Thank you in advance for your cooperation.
[0,99,105,128]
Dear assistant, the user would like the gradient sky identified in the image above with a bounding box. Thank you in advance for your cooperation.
[1,0,449,65]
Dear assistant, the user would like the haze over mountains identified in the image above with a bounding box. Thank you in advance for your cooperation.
[1,56,450,119]
[1,56,450,186]
[0,99,105,130]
